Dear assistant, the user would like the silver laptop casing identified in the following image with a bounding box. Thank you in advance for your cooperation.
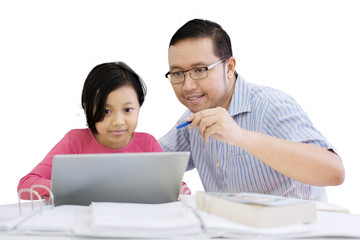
[51,152,190,206]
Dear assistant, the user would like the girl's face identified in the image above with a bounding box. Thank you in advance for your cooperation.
[94,85,140,149]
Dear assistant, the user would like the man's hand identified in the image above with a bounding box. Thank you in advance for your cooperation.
[187,107,242,144]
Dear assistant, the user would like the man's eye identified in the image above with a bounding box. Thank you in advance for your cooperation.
[171,72,183,76]
[194,68,206,73]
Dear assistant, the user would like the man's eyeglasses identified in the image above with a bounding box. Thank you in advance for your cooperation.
[165,58,228,84]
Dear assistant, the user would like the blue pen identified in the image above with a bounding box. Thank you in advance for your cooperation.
[176,121,192,129]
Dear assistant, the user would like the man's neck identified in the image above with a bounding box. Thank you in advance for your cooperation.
[222,74,237,110]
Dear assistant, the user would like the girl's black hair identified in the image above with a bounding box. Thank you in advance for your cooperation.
[81,62,147,134]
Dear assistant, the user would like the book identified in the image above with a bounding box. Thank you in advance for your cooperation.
[195,191,317,228]
[315,201,349,213]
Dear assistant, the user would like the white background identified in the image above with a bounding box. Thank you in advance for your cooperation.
[1,0,359,213]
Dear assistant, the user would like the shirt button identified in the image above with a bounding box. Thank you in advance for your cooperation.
[216,162,220,168]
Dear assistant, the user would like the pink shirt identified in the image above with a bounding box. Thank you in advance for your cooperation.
[18,128,164,199]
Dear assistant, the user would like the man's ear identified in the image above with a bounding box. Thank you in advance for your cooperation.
[226,56,236,79]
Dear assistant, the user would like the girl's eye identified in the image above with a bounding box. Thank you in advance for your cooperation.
[105,109,111,114]
[125,108,133,113]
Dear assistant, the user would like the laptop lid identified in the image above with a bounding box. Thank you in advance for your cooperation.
[51,152,190,206]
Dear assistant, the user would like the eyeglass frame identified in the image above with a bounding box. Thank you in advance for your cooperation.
[165,57,229,84]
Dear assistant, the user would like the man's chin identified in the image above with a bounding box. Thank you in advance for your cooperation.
[179,98,209,112]
[186,104,208,113]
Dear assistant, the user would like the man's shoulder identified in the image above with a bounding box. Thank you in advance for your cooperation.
[231,75,296,114]
[250,83,293,101]
[246,82,298,109]
[233,76,302,120]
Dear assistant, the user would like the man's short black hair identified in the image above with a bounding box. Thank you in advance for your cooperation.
[169,19,233,59]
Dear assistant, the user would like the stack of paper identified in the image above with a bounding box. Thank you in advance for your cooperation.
[16,205,86,235]
[0,203,37,231]
[75,201,203,238]
[2,194,360,239]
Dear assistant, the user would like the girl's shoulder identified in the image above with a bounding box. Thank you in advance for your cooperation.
[62,128,109,153]
[66,128,93,139]
[61,128,95,146]
[128,132,162,152]
[132,132,157,142]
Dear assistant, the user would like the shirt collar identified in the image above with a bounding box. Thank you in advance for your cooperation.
[228,74,252,116]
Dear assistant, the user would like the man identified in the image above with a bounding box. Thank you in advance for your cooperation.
[159,19,344,201]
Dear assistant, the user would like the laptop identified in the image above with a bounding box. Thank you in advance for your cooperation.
[51,152,190,206]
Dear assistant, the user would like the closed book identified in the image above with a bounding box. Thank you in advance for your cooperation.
[196,191,316,228]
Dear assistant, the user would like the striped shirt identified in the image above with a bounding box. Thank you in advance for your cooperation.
[159,75,334,201]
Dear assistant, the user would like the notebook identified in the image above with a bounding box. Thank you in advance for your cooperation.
[51,152,190,206]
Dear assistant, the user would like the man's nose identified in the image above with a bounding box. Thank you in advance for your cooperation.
[182,72,197,91]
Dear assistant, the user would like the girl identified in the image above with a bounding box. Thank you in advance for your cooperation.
[18,62,190,199]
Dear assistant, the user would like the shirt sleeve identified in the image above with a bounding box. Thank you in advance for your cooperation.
[158,111,195,171]
[261,91,335,151]
[17,131,75,200]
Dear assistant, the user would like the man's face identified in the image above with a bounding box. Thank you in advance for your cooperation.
[168,37,233,113]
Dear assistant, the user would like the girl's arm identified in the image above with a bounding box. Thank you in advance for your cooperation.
[17,155,53,200]
[17,131,75,200]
